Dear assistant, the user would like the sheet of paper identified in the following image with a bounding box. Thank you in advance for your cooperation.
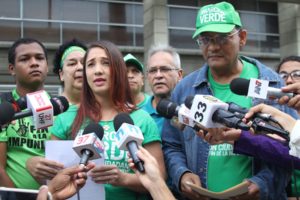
[185,181,248,199]
[46,140,105,200]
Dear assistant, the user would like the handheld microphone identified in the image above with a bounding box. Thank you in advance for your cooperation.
[13,93,69,129]
[0,102,16,126]
[185,95,249,130]
[113,113,145,172]
[16,96,27,111]
[227,102,274,122]
[230,78,294,99]
[225,97,290,140]
[73,122,105,166]
[251,118,290,141]
[156,98,200,131]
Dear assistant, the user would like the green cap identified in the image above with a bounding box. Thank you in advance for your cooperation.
[192,2,242,39]
[124,53,144,72]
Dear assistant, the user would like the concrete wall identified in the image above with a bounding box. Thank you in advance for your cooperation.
[278,3,300,58]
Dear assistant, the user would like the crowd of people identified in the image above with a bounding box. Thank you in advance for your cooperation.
[1,1,300,200]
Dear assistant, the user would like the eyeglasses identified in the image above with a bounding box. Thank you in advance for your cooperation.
[147,66,179,75]
[279,70,300,81]
[196,29,240,47]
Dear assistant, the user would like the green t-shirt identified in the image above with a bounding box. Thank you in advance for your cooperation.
[290,170,300,197]
[137,93,150,109]
[207,59,259,192]
[51,107,161,200]
[0,89,52,189]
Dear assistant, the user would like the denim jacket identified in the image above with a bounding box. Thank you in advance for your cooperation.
[162,56,298,200]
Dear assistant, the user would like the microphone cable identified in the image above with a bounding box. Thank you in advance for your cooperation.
[76,189,81,200]
[250,117,290,142]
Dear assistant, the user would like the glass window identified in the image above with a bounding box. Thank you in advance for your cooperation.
[115,0,142,2]
[24,0,49,19]
[0,20,21,41]
[100,2,127,23]
[63,23,97,43]
[0,0,143,48]
[258,1,278,13]
[100,2,142,25]
[228,0,257,11]
[195,0,278,13]
[0,0,20,18]
[259,35,279,53]
[100,25,134,46]
[240,13,260,32]
[196,0,257,11]
[169,29,198,49]
[135,27,144,46]
[243,34,279,54]
[243,34,260,53]
[56,0,98,22]
[134,4,143,25]
[240,13,278,34]
[261,15,278,34]
[168,0,199,6]
[23,22,60,43]
[169,7,197,28]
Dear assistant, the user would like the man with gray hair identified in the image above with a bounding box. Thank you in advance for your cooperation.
[143,44,183,134]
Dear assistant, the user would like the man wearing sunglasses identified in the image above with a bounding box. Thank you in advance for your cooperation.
[162,2,298,200]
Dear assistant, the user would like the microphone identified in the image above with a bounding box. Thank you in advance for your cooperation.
[156,98,200,131]
[113,113,145,172]
[16,96,27,111]
[13,93,69,129]
[0,102,16,126]
[227,102,274,122]
[13,96,69,119]
[250,117,290,141]
[73,122,105,166]
[230,77,294,99]
[185,95,249,130]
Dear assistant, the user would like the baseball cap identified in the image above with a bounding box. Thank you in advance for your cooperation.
[192,2,242,39]
[124,53,144,72]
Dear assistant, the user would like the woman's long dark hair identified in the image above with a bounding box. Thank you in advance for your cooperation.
[71,41,134,138]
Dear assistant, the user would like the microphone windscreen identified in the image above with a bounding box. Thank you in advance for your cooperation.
[50,96,69,116]
[156,99,178,119]
[113,113,134,130]
[83,122,104,140]
[0,102,15,125]
[184,96,194,109]
[16,96,27,110]
[230,78,250,96]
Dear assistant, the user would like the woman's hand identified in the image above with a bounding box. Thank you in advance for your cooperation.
[89,165,126,186]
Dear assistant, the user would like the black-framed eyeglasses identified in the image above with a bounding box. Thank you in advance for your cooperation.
[196,29,240,47]
[279,70,300,81]
[147,66,179,75]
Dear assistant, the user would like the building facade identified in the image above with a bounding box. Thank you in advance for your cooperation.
[0,0,299,94]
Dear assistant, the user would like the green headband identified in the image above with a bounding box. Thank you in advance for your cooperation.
[60,46,86,69]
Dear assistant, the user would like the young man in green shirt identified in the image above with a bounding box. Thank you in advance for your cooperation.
[0,38,64,189]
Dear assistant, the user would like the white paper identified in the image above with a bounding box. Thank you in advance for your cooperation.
[45,140,105,200]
